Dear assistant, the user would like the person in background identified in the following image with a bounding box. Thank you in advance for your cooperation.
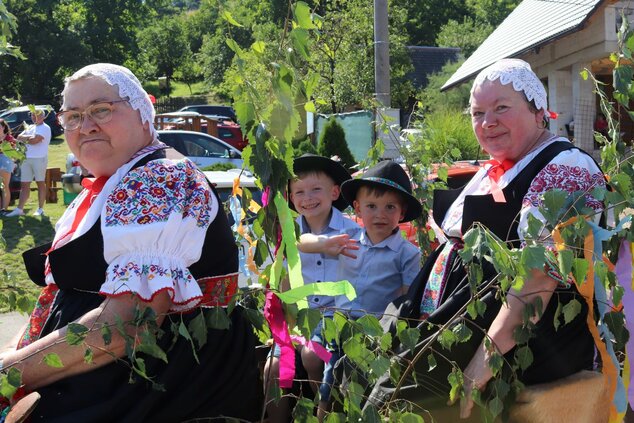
[6,110,51,217]
[0,63,259,422]
[264,154,358,422]
[0,118,17,214]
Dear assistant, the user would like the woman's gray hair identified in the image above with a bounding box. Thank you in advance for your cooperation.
[63,63,158,141]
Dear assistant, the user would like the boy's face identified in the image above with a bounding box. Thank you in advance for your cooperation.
[353,186,406,244]
[290,173,340,221]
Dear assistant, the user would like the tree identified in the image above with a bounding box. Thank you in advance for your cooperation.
[436,17,493,57]
[137,16,191,93]
[318,118,355,169]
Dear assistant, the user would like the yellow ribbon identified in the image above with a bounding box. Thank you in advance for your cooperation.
[552,217,619,421]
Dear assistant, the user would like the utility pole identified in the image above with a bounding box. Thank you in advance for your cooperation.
[374,0,390,107]
[374,0,400,159]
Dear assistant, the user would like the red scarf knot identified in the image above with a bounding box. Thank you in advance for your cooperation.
[484,159,515,183]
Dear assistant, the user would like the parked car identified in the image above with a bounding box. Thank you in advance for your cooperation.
[157,130,243,169]
[158,111,247,151]
[178,105,237,122]
[0,105,64,138]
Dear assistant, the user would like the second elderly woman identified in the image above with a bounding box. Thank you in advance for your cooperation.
[367,59,606,419]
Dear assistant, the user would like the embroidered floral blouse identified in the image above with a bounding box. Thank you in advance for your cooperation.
[45,144,218,313]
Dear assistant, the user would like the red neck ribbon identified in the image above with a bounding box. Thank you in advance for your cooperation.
[484,159,515,183]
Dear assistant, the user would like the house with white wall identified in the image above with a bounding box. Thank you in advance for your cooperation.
[442,0,631,157]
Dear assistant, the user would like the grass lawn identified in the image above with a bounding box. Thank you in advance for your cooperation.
[1,135,71,303]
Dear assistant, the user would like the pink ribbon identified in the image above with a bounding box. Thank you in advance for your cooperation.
[616,241,634,406]
[264,290,296,388]
[290,335,332,363]
[264,291,333,389]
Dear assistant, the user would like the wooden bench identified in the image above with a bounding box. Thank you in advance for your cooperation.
[28,167,62,203]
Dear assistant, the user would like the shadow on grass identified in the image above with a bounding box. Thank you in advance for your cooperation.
[0,213,56,252]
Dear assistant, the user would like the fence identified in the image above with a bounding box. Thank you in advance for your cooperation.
[154,96,222,114]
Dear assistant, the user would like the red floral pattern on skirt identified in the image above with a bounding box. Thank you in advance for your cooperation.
[17,284,59,349]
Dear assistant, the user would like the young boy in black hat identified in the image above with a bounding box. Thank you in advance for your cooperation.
[264,154,359,422]
[299,159,422,418]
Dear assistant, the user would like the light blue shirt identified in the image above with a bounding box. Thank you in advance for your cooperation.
[298,207,360,314]
[334,227,421,319]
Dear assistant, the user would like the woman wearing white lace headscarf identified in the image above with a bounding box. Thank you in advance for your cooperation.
[367,59,606,418]
[0,63,259,422]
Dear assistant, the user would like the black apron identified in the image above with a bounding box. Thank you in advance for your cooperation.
[365,142,597,409]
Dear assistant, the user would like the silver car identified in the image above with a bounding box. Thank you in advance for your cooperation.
[157,130,243,169]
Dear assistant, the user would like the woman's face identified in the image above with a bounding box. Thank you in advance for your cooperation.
[470,79,545,162]
[63,77,152,177]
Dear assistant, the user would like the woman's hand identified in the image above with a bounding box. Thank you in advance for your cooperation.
[459,342,494,419]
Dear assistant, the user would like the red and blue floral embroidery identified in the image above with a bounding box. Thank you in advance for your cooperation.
[105,160,212,228]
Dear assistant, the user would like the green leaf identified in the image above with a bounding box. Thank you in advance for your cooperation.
[343,336,373,371]
[557,250,574,280]
[379,332,392,352]
[613,284,625,308]
[84,348,93,364]
[514,346,533,371]
[251,41,266,55]
[66,323,89,346]
[488,396,504,419]
[221,10,243,27]
[188,310,208,349]
[562,299,582,324]
[297,308,322,340]
[488,352,503,377]
[356,314,383,337]
[520,245,546,271]
[437,165,448,182]
[101,324,112,345]
[572,258,589,286]
[447,368,463,403]
[399,413,424,423]
[453,323,472,343]
[526,213,544,239]
[293,1,316,29]
[541,190,567,226]
[398,327,420,351]
[43,353,64,368]
[427,353,437,371]
[580,69,588,80]
[450,148,461,159]
[293,397,319,422]
[290,28,310,60]
[304,101,316,113]
[362,406,382,423]
[369,355,390,377]
[206,306,231,330]
[438,328,457,350]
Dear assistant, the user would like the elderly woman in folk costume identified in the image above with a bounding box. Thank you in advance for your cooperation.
[0,63,259,422]
[366,59,608,420]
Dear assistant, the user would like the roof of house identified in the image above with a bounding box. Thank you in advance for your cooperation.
[406,46,460,89]
[441,0,604,91]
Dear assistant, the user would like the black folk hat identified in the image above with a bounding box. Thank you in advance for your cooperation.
[340,160,422,222]
[291,154,352,211]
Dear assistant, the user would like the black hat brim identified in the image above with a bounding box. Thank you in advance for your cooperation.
[340,178,422,223]
[290,155,352,211]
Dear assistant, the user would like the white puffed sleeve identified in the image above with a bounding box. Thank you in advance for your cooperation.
[99,158,218,312]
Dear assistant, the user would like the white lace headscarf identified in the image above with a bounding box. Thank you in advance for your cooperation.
[63,63,158,141]
[472,59,551,118]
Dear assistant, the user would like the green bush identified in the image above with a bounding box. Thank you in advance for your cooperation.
[200,162,236,171]
[318,118,356,169]
[293,137,318,156]
[405,109,480,163]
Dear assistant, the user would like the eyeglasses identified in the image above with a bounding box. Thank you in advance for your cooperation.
[57,100,130,131]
